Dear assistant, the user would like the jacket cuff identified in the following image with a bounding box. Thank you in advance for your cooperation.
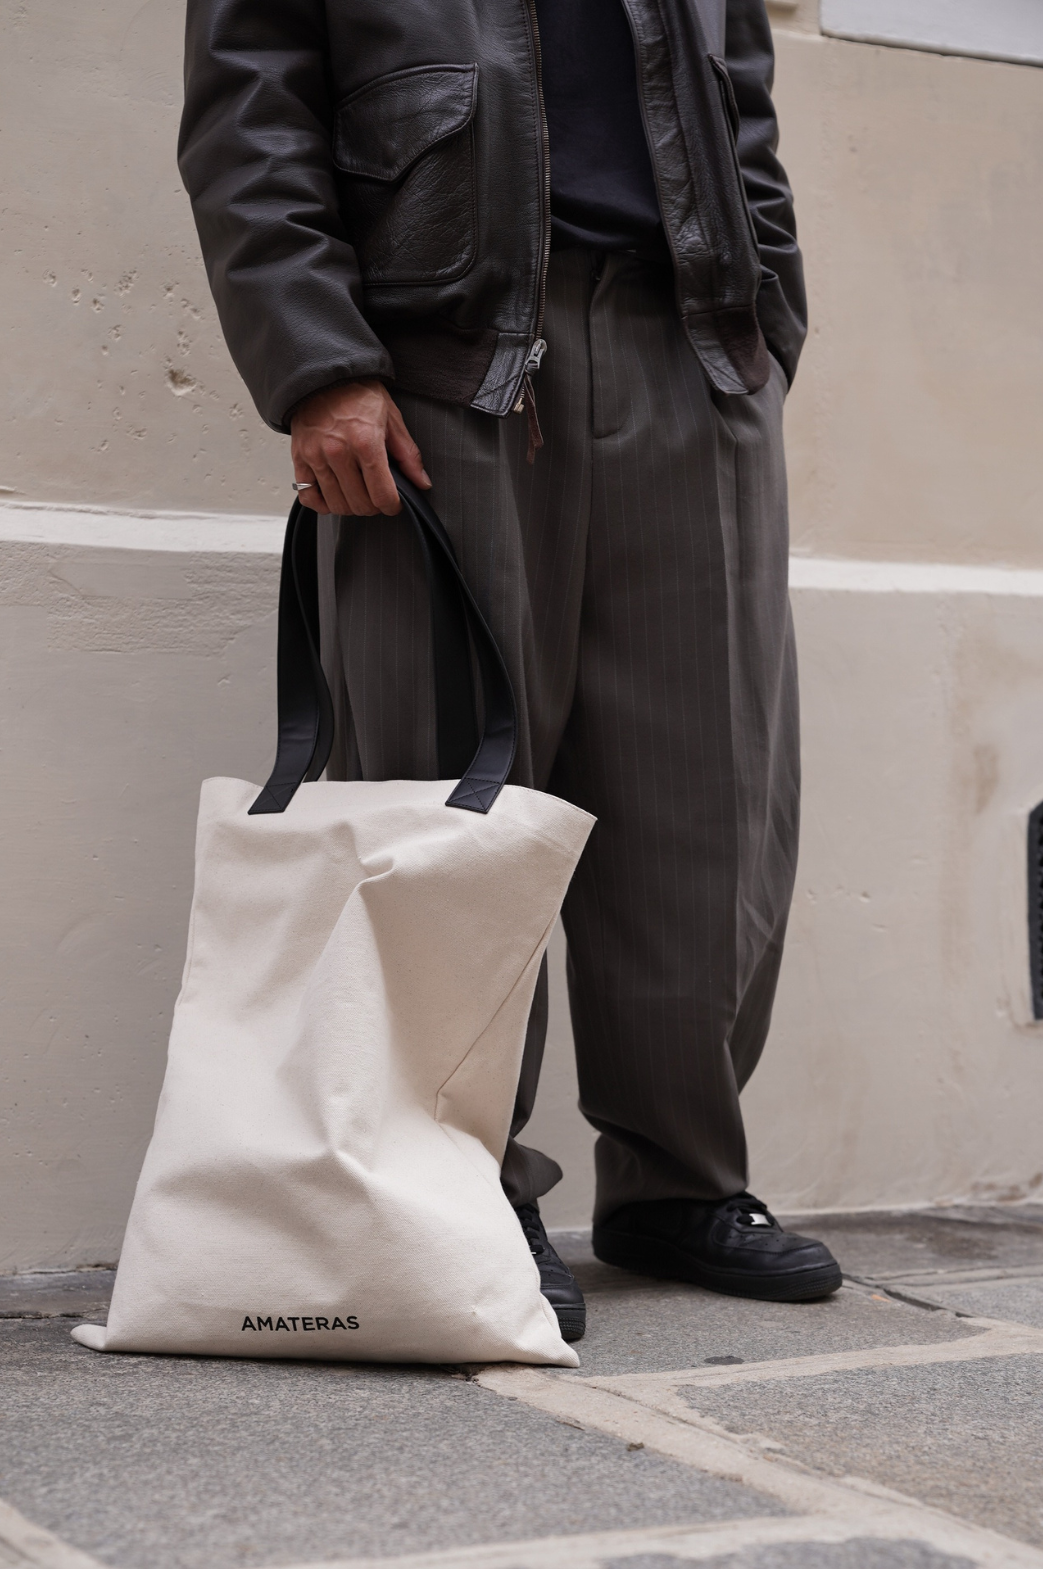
[268,351,396,435]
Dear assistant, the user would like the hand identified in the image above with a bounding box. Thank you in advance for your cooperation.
[290,379,431,516]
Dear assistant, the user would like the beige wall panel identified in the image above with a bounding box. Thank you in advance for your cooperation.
[0,0,287,514]
[745,572,1043,1213]
[773,31,1043,566]
[766,0,821,36]
[0,526,279,1272]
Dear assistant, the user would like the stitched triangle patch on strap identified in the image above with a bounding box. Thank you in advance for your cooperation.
[445,777,504,814]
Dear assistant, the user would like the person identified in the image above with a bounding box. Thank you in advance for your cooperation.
[179,0,842,1344]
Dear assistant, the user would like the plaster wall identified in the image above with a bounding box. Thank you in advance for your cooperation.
[3,3,1042,564]
[772,26,1043,568]
[1,0,287,515]
[0,512,281,1270]
[2,2,1042,1261]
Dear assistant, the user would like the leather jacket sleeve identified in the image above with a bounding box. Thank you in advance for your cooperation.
[724,0,808,385]
[178,0,395,433]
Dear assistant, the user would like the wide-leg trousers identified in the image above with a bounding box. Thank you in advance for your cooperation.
[319,247,800,1225]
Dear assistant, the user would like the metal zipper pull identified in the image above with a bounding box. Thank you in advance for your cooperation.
[523,338,547,375]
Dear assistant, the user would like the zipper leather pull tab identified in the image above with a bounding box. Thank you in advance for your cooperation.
[523,338,547,375]
[514,341,546,461]
[522,374,543,464]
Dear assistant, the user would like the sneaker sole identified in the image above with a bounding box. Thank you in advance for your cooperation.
[591,1226,842,1303]
[554,1306,586,1343]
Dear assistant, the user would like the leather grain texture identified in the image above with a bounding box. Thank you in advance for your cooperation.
[334,64,479,286]
[333,63,478,181]
[177,0,806,427]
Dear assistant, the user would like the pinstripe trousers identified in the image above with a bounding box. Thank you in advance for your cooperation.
[319,248,799,1224]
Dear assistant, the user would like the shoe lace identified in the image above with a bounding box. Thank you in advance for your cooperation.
[514,1201,551,1260]
[719,1193,779,1229]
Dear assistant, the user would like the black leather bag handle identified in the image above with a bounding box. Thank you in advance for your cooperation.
[249,469,518,816]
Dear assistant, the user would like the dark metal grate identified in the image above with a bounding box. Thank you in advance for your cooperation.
[1028,803,1043,1019]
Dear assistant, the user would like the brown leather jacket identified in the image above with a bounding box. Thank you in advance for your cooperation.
[178,0,806,432]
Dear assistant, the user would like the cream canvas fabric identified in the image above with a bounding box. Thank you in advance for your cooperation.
[73,773,593,1366]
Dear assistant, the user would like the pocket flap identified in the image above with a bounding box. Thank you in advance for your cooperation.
[334,63,478,182]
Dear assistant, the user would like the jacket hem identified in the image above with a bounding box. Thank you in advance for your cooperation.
[269,352,396,434]
[684,304,771,395]
[379,318,502,410]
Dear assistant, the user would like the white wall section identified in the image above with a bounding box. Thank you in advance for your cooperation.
[0,504,285,555]
[821,0,1043,66]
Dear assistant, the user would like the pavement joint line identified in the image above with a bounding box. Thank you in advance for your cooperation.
[472,1363,1043,1568]
[567,1320,1043,1393]
[861,1265,1043,1287]
[0,1499,104,1569]
[860,1285,956,1313]
[841,1278,975,1315]
[265,1512,1030,1569]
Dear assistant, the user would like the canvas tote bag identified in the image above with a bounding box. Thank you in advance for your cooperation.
[73,474,593,1367]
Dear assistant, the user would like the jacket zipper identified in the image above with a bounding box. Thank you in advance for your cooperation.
[524,338,547,374]
[518,0,551,457]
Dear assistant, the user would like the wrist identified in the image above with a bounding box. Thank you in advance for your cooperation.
[288,377,391,429]
[287,380,354,429]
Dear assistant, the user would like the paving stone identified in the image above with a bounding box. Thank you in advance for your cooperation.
[920,1276,1043,1327]
[3,1210,1038,1569]
[0,1269,116,1319]
[680,1353,1043,1549]
[600,1543,976,1568]
[551,1235,981,1378]
[0,1319,783,1569]
[776,1206,1043,1285]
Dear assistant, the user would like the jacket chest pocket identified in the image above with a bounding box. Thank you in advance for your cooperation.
[333,63,479,289]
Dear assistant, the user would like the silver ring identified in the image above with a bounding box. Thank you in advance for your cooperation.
[291,481,314,493]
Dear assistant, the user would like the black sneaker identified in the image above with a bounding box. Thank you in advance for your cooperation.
[515,1201,586,1342]
[592,1193,842,1303]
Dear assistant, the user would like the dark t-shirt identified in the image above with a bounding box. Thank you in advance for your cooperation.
[533,0,663,252]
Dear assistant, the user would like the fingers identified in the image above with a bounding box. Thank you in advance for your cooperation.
[354,429,402,516]
[292,448,339,516]
[308,459,351,517]
[291,463,321,508]
[313,450,374,518]
[294,446,348,516]
[288,379,430,517]
[386,406,433,491]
